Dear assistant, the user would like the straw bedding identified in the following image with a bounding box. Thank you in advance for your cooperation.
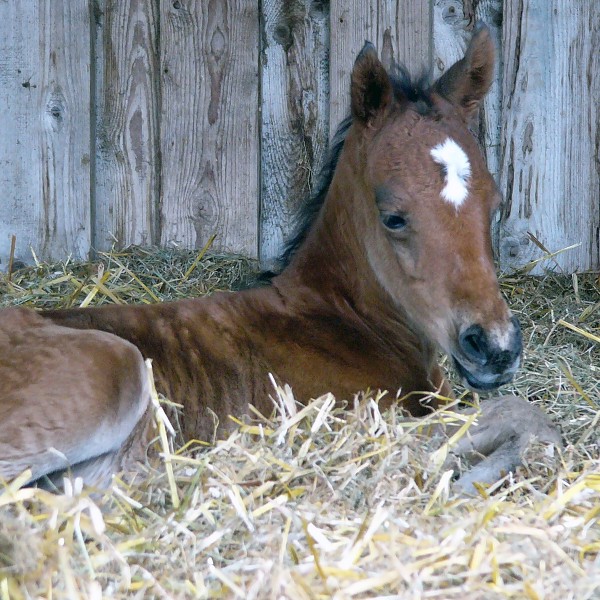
[0,247,598,599]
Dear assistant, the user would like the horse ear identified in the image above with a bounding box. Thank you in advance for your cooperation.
[433,24,495,121]
[351,42,393,124]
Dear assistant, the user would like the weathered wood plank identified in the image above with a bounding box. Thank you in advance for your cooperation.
[260,0,330,267]
[0,1,39,268]
[499,1,600,272]
[433,0,503,250]
[329,0,432,132]
[93,0,160,252]
[0,0,91,266]
[159,0,259,258]
[474,0,503,254]
[473,0,502,181]
[433,1,502,175]
[432,0,469,80]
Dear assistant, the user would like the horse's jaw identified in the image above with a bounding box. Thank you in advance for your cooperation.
[451,355,520,392]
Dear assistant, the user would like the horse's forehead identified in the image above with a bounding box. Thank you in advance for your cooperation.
[380,113,475,158]
[375,114,483,178]
[368,114,495,213]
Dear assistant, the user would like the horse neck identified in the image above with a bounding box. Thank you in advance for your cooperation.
[274,133,434,360]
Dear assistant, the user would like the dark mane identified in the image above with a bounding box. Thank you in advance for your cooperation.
[390,64,434,115]
[274,115,352,272]
[270,66,433,274]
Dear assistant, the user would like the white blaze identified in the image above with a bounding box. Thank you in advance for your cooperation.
[430,138,471,208]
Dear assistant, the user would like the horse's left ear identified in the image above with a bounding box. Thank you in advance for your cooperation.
[351,42,393,125]
[433,24,495,121]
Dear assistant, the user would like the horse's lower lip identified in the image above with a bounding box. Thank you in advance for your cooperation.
[452,357,515,392]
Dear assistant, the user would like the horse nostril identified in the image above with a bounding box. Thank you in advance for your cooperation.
[459,324,489,365]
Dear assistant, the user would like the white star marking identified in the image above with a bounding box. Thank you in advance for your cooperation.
[430,138,471,208]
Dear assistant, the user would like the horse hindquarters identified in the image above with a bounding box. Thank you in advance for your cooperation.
[0,308,152,488]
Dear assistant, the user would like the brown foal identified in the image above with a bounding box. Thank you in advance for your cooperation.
[0,26,559,490]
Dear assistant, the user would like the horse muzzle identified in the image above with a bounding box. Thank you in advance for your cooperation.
[451,317,523,392]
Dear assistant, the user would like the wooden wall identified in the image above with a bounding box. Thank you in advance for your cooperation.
[0,0,598,274]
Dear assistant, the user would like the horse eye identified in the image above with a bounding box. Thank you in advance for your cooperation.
[381,214,407,231]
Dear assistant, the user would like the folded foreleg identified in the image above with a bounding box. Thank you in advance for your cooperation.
[446,395,561,492]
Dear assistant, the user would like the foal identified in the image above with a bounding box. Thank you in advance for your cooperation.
[0,26,559,489]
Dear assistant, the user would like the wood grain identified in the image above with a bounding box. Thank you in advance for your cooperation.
[433,1,503,251]
[499,1,600,272]
[473,0,503,180]
[329,0,432,132]
[159,0,260,258]
[433,1,503,173]
[260,0,330,268]
[473,0,503,254]
[0,0,91,266]
[433,0,469,79]
[93,0,160,252]
[0,0,597,274]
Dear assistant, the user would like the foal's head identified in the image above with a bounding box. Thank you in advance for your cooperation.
[343,26,520,391]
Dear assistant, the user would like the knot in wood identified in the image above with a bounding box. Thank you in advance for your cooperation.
[441,2,467,26]
[273,24,292,51]
[45,89,66,132]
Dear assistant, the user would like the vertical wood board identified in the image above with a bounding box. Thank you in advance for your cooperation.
[432,0,504,166]
[473,0,503,183]
[432,0,469,80]
[473,0,503,254]
[499,0,600,272]
[260,0,330,268]
[0,1,41,268]
[433,1,504,252]
[33,0,92,261]
[0,0,91,266]
[0,0,597,274]
[329,0,432,132]
[93,0,160,252]
[159,0,260,257]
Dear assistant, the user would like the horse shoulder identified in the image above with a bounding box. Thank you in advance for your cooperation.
[143,291,278,438]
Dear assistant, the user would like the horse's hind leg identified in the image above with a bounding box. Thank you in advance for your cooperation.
[0,308,153,488]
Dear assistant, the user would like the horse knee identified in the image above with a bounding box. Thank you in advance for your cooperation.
[53,334,153,485]
[477,395,562,447]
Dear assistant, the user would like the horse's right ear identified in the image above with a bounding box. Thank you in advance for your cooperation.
[433,24,495,121]
[351,42,393,125]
